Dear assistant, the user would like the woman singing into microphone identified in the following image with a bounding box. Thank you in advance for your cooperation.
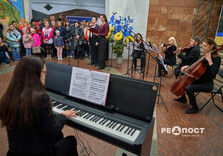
[94,14,109,70]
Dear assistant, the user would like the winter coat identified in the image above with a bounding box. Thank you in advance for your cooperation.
[32,33,41,48]
[53,26,67,42]
[6,29,21,48]
[54,36,64,47]
[22,33,33,48]
[42,27,53,44]
[70,27,84,52]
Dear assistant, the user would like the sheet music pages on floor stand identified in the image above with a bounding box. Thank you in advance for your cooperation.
[69,67,110,106]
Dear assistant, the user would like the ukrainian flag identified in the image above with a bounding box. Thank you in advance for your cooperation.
[215,32,223,45]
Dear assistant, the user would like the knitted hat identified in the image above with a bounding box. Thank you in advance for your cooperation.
[35,22,40,26]
[56,30,60,34]
[30,28,35,32]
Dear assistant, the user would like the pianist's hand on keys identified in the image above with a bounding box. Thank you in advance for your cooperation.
[61,110,78,118]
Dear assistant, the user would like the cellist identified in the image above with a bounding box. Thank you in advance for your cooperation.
[174,37,201,104]
[174,39,221,114]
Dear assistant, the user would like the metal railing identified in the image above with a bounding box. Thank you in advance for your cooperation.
[192,0,214,41]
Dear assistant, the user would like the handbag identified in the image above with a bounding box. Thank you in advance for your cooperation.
[32,38,41,54]
[32,46,41,54]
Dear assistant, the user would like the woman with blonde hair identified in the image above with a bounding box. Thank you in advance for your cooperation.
[156,36,177,77]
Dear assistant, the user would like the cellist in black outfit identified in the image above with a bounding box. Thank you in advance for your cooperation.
[174,39,221,114]
[174,37,201,104]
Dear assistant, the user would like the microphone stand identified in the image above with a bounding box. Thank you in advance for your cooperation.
[125,27,156,80]
[122,35,134,78]
[107,41,120,71]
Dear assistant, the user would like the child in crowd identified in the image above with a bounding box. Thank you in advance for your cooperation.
[21,21,29,36]
[31,28,41,56]
[42,21,53,59]
[6,24,21,61]
[35,22,42,36]
[22,28,32,56]
[54,30,64,60]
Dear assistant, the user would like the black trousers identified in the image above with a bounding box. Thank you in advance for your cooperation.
[174,66,181,78]
[90,43,98,64]
[185,81,213,107]
[132,50,146,70]
[158,59,174,74]
[7,136,78,156]
[98,37,107,68]
[55,136,78,156]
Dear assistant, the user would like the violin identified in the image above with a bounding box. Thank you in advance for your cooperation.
[180,46,193,53]
[138,39,143,44]
[161,43,173,49]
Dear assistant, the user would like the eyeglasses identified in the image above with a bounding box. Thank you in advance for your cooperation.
[41,70,48,75]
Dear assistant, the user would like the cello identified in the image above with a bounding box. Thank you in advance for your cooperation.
[170,44,223,97]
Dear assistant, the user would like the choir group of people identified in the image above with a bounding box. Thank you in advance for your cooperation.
[0,14,109,70]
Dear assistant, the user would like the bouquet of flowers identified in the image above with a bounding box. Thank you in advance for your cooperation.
[107,12,134,57]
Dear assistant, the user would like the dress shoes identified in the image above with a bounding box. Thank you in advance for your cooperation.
[173,96,187,103]
[185,106,199,114]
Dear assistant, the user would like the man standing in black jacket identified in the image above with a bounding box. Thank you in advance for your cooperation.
[174,37,201,103]
[89,17,100,66]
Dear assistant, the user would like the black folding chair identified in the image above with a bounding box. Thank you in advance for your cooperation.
[195,69,223,112]
[164,64,180,78]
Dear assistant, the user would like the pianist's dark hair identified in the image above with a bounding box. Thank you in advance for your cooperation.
[0,56,50,130]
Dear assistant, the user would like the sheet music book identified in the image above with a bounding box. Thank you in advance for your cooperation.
[127,41,153,52]
[88,28,99,34]
[69,67,110,106]
[153,44,168,72]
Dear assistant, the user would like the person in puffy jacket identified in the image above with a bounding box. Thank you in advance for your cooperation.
[6,24,21,61]
[31,28,41,54]
[22,28,32,56]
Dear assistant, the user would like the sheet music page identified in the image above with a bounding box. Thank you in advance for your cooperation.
[69,67,91,100]
[87,71,110,106]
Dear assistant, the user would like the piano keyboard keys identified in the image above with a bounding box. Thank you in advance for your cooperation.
[52,101,140,142]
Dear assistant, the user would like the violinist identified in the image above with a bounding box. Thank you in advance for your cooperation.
[174,39,221,114]
[156,37,177,77]
[132,33,151,73]
[174,37,201,78]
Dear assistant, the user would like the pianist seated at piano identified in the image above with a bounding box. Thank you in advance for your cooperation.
[0,56,79,156]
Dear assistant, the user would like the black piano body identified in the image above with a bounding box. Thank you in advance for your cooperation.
[45,62,158,156]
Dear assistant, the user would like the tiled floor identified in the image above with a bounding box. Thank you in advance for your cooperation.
[0,56,223,156]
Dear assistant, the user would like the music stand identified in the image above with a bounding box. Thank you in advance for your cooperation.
[153,44,168,112]
[153,44,168,81]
